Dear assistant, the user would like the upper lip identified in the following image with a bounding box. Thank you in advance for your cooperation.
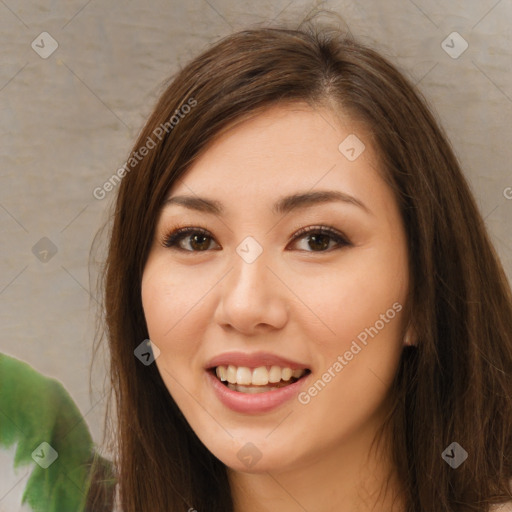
[205,351,310,370]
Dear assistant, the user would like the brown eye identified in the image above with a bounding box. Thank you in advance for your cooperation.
[162,228,219,252]
[305,233,330,251]
[289,226,351,252]
[161,225,351,253]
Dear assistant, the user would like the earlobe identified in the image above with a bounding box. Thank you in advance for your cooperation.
[403,325,416,346]
[404,334,417,347]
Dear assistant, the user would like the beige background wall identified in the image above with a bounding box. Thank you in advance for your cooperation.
[1,0,511,449]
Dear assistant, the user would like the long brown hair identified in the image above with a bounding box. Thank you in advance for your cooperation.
[88,14,512,512]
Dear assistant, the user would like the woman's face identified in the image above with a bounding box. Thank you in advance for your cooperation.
[141,103,410,473]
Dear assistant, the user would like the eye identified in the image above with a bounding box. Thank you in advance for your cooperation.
[161,227,219,252]
[161,225,351,253]
[288,225,351,252]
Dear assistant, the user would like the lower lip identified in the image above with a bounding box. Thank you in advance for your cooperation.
[206,370,309,414]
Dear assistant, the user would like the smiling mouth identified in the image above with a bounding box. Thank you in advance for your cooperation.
[211,365,311,394]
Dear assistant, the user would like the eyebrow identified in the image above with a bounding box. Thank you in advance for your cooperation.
[163,190,371,216]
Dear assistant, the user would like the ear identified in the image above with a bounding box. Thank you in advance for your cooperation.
[403,324,417,347]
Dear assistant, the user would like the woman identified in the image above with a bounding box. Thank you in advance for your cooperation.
[89,17,512,512]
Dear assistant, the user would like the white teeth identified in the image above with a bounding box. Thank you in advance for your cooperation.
[282,368,292,381]
[268,365,282,383]
[215,365,307,387]
[252,366,269,386]
[227,383,279,393]
[226,365,237,384]
[236,366,252,385]
[216,366,227,381]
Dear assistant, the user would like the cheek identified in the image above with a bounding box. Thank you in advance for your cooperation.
[141,262,209,412]
[141,261,206,360]
[298,248,408,355]
[294,264,406,439]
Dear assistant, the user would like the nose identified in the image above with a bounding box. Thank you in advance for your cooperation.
[213,247,288,335]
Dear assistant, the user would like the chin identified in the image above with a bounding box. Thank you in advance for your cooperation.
[198,431,304,475]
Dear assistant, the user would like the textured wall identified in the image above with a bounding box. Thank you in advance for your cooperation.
[1,0,511,461]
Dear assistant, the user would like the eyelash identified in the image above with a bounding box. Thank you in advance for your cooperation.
[160,224,352,253]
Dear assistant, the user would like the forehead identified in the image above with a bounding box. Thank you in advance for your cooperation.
[167,103,385,211]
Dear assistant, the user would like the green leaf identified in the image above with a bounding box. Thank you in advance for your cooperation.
[0,353,96,512]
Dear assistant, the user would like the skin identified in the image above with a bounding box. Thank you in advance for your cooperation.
[141,102,412,512]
